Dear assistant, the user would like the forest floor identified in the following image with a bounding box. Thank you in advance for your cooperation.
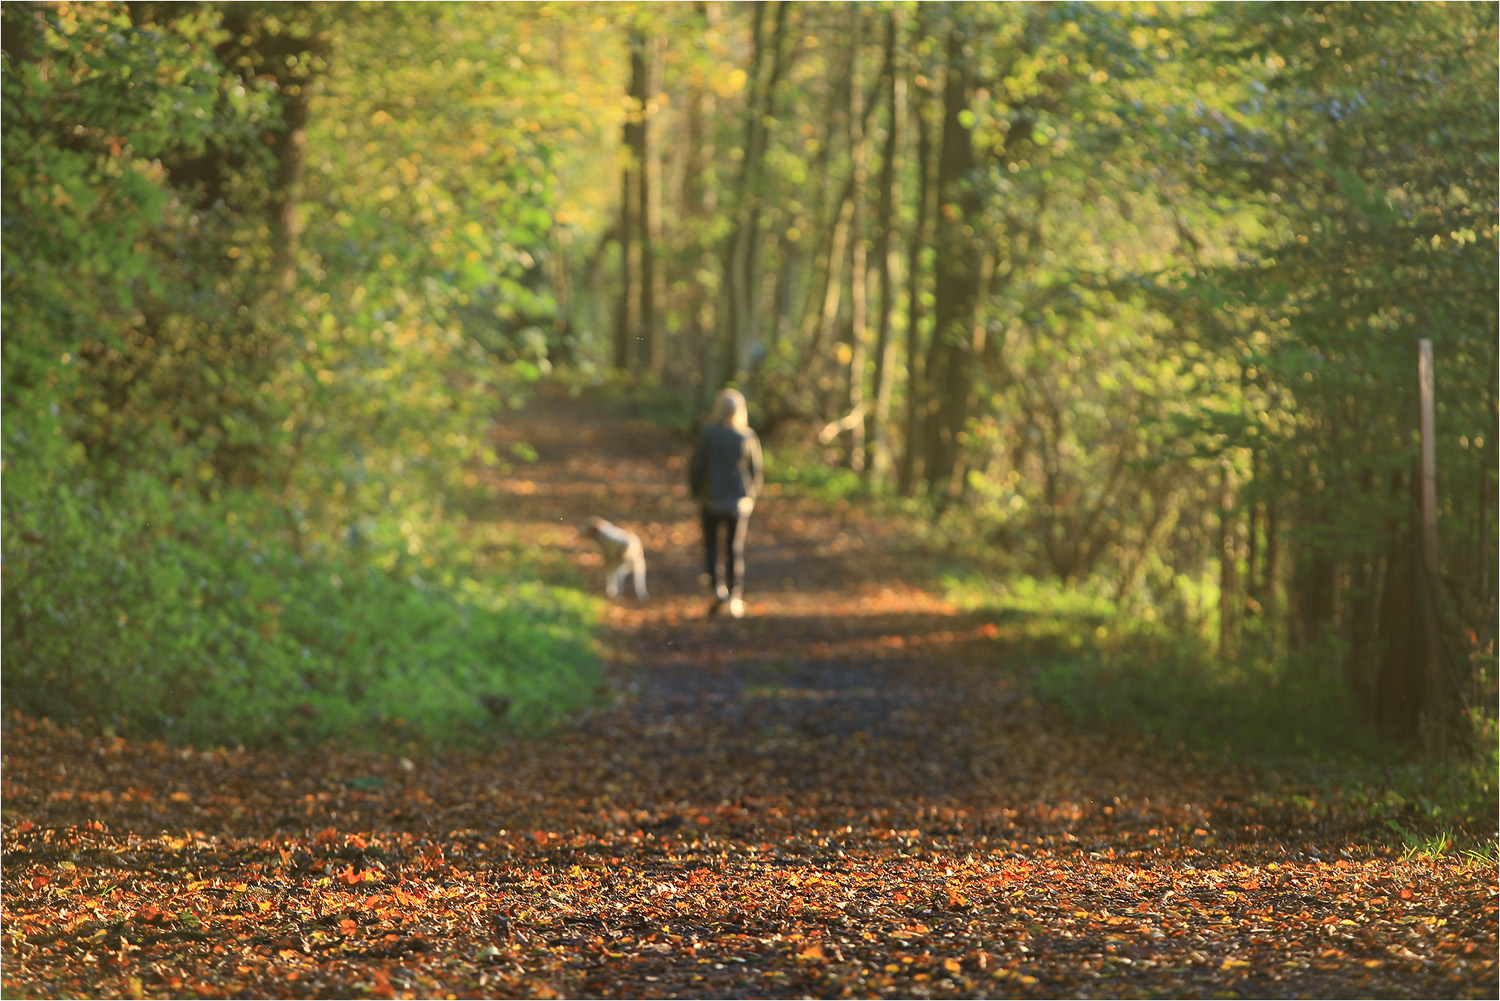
[2,384,1495,999]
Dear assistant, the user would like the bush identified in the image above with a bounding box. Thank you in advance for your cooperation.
[2,466,600,749]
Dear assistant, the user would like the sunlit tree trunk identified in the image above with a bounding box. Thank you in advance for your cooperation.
[898,15,937,497]
[639,33,665,378]
[785,90,841,407]
[868,8,904,485]
[679,1,719,398]
[268,89,311,292]
[800,195,853,411]
[839,5,869,472]
[720,0,790,386]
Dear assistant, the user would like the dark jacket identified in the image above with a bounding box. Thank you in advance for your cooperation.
[690,423,763,516]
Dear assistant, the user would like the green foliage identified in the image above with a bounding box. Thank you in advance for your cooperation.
[1,3,609,748]
[308,3,620,372]
[946,567,1497,830]
[1,465,600,749]
[768,456,869,506]
[945,573,1374,762]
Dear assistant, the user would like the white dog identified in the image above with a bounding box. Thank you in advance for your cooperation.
[579,517,648,600]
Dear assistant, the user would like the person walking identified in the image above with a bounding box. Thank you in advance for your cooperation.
[690,388,763,618]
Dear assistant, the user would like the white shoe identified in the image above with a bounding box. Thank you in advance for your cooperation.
[728,598,745,619]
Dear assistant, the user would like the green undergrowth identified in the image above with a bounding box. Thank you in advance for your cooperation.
[946,575,1376,760]
[945,572,1498,850]
[768,458,873,505]
[2,470,603,751]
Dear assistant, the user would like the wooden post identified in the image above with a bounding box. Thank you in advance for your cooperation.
[1417,339,1445,758]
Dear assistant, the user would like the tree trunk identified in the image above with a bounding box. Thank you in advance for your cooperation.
[868,8,905,485]
[613,30,644,372]
[678,1,718,393]
[840,7,869,472]
[260,12,327,298]
[1264,492,1281,645]
[898,15,936,497]
[802,194,854,403]
[638,33,665,378]
[126,2,323,291]
[720,0,791,386]
[1375,472,1423,740]
[1218,463,1238,658]
[922,24,981,499]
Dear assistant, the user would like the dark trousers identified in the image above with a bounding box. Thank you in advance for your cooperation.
[700,506,749,599]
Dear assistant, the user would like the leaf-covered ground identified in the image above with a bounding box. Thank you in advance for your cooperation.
[3,387,1495,999]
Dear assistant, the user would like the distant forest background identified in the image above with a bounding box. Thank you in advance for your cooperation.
[2,2,1494,770]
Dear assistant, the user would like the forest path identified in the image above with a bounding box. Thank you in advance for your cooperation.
[468,385,1493,999]
[1,385,1492,1000]
[485,382,1108,811]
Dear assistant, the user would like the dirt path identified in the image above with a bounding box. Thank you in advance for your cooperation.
[2,386,1494,999]
[482,386,1250,827]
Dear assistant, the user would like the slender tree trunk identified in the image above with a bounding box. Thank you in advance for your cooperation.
[869,8,904,485]
[1375,468,1423,739]
[1219,463,1238,658]
[614,30,645,372]
[1292,480,1338,651]
[806,195,854,400]
[268,87,312,293]
[1265,492,1280,631]
[1482,354,1499,629]
[720,0,790,386]
[1246,454,1262,605]
[550,223,574,362]
[781,44,890,418]
[786,96,841,399]
[678,2,719,393]
[639,33,665,378]
[767,237,801,361]
[585,227,614,361]
[840,7,869,471]
[898,17,936,497]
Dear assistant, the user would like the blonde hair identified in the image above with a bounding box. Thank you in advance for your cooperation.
[712,388,749,430]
